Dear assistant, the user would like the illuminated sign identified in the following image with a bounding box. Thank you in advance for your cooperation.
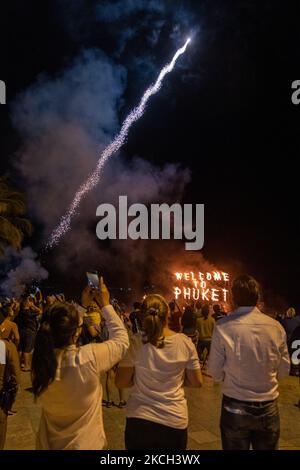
[173,271,230,302]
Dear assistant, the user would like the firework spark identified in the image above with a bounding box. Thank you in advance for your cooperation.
[47,38,191,248]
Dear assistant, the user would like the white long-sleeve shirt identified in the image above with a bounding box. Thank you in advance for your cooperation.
[36,304,129,450]
[208,306,290,402]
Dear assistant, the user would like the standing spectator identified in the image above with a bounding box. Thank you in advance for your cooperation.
[0,304,20,347]
[31,278,129,449]
[196,304,215,361]
[181,306,198,346]
[104,366,127,409]
[11,299,20,318]
[195,301,203,319]
[84,301,102,340]
[168,300,182,333]
[281,308,300,343]
[17,296,42,371]
[212,304,226,322]
[116,294,202,450]
[0,338,20,449]
[208,274,290,450]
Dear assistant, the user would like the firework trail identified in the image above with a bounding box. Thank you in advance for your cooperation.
[47,38,191,248]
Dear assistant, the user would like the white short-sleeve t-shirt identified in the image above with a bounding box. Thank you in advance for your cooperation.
[119,333,200,429]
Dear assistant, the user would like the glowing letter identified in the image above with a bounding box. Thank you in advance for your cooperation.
[211,289,219,302]
[183,287,191,299]
[201,289,209,301]
[222,288,229,302]
[174,287,182,300]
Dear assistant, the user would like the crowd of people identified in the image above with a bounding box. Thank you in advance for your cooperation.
[0,274,299,450]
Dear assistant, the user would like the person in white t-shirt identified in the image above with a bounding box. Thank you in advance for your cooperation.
[31,277,129,450]
[115,294,203,450]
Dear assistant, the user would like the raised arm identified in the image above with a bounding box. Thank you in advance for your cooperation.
[81,278,129,373]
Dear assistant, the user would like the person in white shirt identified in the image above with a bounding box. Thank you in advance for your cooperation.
[115,294,203,450]
[208,274,290,450]
[31,277,129,450]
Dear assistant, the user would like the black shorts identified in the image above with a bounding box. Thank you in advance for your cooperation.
[20,329,36,353]
[125,417,187,450]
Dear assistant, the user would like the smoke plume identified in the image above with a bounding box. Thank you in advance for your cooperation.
[11,41,192,296]
[0,247,48,298]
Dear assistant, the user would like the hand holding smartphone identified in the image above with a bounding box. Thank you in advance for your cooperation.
[82,273,110,308]
[86,271,99,290]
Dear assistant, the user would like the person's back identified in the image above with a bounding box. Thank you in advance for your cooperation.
[210,308,288,400]
[116,294,202,450]
[195,301,203,319]
[32,279,129,450]
[181,306,198,345]
[37,342,109,449]
[122,333,198,428]
[196,305,214,360]
[208,274,290,451]
[196,313,215,341]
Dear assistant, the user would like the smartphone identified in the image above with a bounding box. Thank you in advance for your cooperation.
[86,271,99,289]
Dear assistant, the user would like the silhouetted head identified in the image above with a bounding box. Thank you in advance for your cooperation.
[232,275,260,307]
[32,302,82,397]
[201,304,210,319]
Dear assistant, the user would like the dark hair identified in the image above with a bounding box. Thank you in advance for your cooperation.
[32,302,79,397]
[141,294,168,348]
[2,304,13,318]
[232,275,260,307]
[133,301,141,310]
[201,304,210,319]
[168,300,176,311]
[195,301,202,310]
[213,304,221,314]
[181,306,196,329]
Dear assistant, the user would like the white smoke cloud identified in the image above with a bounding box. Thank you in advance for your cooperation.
[11,44,191,289]
[0,247,48,298]
[12,49,126,233]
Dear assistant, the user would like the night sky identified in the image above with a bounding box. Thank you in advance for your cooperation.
[0,1,299,309]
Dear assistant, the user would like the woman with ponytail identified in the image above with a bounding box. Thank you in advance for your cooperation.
[31,277,129,450]
[116,294,203,450]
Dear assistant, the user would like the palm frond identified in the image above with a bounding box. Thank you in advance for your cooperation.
[12,217,33,236]
[0,216,23,251]
[0,177,33,256]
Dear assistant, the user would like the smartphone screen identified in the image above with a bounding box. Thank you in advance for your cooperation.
[86,271,99,289]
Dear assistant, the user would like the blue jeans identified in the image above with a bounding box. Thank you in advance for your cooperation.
[220,395,280,450]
